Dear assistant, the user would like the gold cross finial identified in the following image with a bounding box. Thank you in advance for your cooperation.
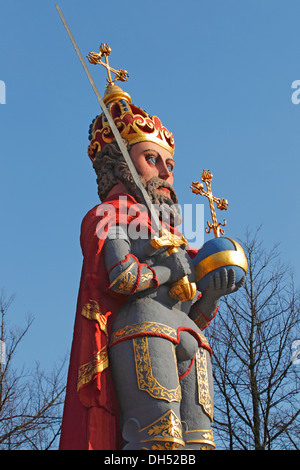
[191,170,229,238]
[87,43,129,86]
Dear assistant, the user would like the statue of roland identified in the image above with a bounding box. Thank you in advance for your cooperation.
[59,62,245,450]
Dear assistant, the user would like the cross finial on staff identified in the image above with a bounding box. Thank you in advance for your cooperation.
[191,170,229,238]
[87,43,129,86]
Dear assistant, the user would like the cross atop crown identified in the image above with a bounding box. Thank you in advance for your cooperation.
[87,43,129,86]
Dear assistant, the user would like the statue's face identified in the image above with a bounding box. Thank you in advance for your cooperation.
[130,142,175,197]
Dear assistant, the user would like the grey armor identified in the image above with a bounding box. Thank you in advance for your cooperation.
[104,225,215,450]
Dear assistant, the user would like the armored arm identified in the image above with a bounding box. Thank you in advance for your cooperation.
[104,225,183,295]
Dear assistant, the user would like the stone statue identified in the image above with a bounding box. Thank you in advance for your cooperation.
[59,46,245,450]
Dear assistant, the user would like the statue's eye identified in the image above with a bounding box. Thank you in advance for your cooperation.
[146,155,157,166]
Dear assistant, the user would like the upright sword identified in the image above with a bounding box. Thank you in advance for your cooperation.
[56,5,196,301]
[56,5,161,233]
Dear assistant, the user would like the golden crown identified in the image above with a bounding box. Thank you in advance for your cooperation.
[87,44,175,161]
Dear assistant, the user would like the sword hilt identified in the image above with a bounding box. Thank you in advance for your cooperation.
[150,230,197,302]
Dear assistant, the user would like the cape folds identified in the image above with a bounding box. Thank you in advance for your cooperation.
[59,194,148,450]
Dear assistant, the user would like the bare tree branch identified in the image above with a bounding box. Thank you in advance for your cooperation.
[0,292,67,449]
[207,227,300,450]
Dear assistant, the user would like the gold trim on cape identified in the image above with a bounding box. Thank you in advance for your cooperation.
[77,345,108,391]
[81,300,108,337]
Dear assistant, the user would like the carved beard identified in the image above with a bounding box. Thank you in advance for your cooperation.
[139,176,182,227]
[99,147,182,227]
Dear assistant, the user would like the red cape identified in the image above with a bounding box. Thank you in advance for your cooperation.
[59,194,145,450]
[59,194,197,450]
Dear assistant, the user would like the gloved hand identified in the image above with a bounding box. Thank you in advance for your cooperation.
[193,268,246,321]
[202,267,246,302]
[163,248,192,284]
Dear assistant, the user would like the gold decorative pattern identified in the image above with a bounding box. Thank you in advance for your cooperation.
[110,322,178,345]
[133,336,181,403]
[150,229,196,302]
[150,229,188,255]
[109,261,137,294]
[198,332,211,351]
[118,271,136,293]
[140,410,184,449]
[77,346,108,391]
[139,272,154,290]
[185,428,215,449]
[195,349,214,420]
[81,300,108,337]
[168,275,197,303]
[86,44,175,161]
[149,442,181,450]
[193,311,210,330]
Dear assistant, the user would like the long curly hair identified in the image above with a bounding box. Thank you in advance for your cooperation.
[92,142,137,201]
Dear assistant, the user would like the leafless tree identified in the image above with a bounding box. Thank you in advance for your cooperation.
[207,228,300,450]
[0,291,66,449]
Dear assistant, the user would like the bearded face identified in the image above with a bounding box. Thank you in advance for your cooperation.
[93,142,182,227]
[142,176,182,227]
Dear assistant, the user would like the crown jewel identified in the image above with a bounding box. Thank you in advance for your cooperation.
[87,44,175,161]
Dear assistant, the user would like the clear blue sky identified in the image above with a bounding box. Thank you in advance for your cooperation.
[1,0,300,371]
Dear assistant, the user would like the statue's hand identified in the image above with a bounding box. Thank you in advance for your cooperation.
[190,269,245,328]
[203,268,245,302]
[164,249,192,283]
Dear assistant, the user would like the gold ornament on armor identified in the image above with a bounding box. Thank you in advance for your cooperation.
[133,336,181,403]
[150,229,197,302]
[109,262,137,294]
[140,410,184,450]
[110,322,178,345]
[139,272,154,290]
[185,428,215,450]
[196,349,214,420]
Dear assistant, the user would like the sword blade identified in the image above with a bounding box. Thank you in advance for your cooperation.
[56,5,161,233]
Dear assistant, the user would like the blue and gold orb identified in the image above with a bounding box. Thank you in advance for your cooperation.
[193,237,248,292]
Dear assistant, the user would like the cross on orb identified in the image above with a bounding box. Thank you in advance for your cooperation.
[191,170,229,238]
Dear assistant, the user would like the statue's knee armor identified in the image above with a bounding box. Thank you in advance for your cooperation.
[122,409,185,450]
[179,346,215,449]
[183,428,215,450]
